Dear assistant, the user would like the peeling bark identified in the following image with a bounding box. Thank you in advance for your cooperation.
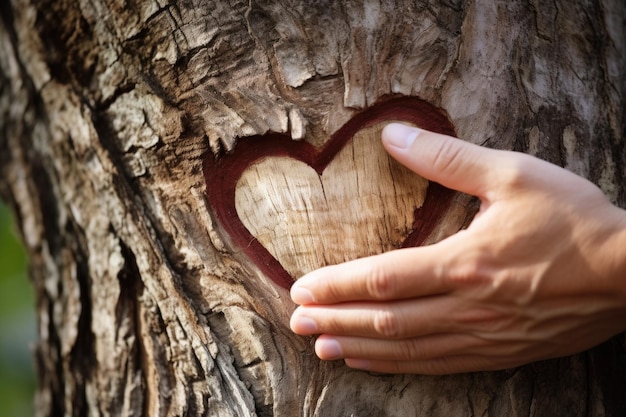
[0,0,624,416]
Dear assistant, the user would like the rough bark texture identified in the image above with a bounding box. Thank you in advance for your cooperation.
[0,0,625,416]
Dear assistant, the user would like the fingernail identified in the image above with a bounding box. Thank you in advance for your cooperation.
[315,338,343,360]
[383,123,421,149]
[345,358,371,370]
[291,285,315,304]
[292,316,318,334]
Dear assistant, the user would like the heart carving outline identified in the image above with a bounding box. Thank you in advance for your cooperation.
[203,96,457,289]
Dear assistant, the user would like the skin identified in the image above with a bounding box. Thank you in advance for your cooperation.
[289,123,626,375]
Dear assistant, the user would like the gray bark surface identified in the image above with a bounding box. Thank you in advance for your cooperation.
[0,0,624,415]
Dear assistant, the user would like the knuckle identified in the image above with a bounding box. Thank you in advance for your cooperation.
[497,153,534,190]
[455,307,508,333]
[396,338,426,360]
[448,257,487,287]
[364,261,396,300]
[373,309,402,338]
[422,357,460,375]
[431,138,465,177]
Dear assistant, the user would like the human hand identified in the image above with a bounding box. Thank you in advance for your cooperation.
[289,123,626,374]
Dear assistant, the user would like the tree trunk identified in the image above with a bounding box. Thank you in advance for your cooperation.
[1,0,624,416]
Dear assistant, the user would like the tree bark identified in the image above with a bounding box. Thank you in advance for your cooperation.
[0,0,624,416]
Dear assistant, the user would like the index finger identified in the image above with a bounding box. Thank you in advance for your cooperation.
[290,242,456,305]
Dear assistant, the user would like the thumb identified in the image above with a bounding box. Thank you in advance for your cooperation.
[382,123,507,198]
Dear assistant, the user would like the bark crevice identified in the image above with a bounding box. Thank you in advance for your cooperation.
[1,1,624,416]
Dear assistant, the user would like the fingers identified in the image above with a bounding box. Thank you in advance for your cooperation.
[381,123,512,199]
[290,297,458,339]
[344,355,505,375]
[291,244,458,305]
[314,333,486,361]
[315,334,514,374]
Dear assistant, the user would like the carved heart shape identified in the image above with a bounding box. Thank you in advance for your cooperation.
[204,97,456,289]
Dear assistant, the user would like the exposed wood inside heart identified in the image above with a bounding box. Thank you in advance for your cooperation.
[204,97,457,289]
[235,123,428,280]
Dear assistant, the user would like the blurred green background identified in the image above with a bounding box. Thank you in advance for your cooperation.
[0,199,36,417]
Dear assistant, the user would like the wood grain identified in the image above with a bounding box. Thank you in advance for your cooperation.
[204,96,459,289]
[235,122,428,279]
[1,0,624,416]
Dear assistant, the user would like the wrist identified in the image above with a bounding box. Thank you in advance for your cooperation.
[616,214,626,306]
[604,206,626,314]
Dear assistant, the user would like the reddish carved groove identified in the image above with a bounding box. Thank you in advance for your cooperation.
[203,96,457,289]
